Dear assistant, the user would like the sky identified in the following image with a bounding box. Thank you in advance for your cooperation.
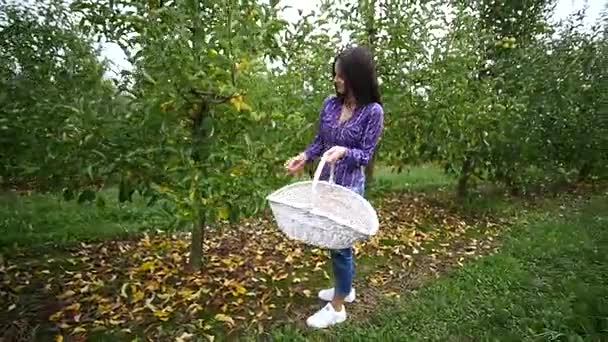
[98,0,606,77]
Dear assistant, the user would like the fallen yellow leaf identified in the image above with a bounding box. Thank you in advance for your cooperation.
[138,260,156,272]
[120,283,129,298]
[57,290,76,300]
[384,291,401,298]
[65,303,81,312]
[273,272,288,281]
[49,311,63,321]
[72,326,86,334]
[109,318,125,325]
[132,291,144,303]
[217,206,230,220]
[229,282,247,297]
[176,332,194,342]
[214,313,235,326]
[154,309,171,322]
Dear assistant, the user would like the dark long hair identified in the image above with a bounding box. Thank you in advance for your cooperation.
[332,45,382,106]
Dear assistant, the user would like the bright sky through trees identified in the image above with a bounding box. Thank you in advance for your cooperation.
[50,0,606,77]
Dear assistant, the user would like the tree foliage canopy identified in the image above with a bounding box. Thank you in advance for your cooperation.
[1,0,606,266]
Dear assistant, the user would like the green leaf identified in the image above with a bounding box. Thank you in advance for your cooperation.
[142,70,157,85]
[119,178,134,203]
[77,190,96,203]
[96,194,106,208]
[87,165,94,181]
[62,188,75,201]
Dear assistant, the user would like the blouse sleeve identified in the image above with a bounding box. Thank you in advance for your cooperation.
[342,103,384,167]
[303,96,334,162]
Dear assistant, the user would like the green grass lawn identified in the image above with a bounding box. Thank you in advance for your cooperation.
[0,188,168,249]
[372,163,454,192]
[268,194,608,341]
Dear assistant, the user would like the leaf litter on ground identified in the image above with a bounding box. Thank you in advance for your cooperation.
[0,192,506,340]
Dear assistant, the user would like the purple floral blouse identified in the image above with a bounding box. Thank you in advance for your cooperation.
[304,95,384,189]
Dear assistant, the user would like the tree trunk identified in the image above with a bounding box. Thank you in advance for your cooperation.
[497,167,520,196]
[306,160,315,180]
[577,162,593,183]
[361,0,377,184]
[505,176,520,196]
[456,158,472,198]
[188,102,208,271]
[365,157,376,183]
[186,0,205,272]
[188,216,205,271]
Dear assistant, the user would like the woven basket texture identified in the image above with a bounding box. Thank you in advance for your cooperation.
[266,158,379,249]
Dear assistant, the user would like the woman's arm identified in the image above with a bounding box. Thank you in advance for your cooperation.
[342,103,384,167]
[303,96,334,162]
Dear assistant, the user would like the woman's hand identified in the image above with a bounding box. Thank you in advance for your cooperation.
[285,152,307,174]
[323,146,348,163]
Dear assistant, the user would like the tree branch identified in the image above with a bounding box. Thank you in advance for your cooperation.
[189,89,242,104]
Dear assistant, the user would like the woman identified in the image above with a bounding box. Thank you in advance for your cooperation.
[285,45,384,329]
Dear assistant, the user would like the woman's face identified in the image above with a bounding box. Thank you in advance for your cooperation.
[333,60,347,95]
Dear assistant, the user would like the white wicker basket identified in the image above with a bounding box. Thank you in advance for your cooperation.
[266,157,380,249]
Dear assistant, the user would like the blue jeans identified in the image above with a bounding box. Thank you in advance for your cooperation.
[331,178,365,298]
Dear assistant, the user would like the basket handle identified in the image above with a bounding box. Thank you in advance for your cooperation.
[312,156,335,191]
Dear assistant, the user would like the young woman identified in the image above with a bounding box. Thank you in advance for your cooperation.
[285,45,384,329]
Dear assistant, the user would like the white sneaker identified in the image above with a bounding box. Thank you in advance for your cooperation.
[318,287,356,303]
[306,303,347,329]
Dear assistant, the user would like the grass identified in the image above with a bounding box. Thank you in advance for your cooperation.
[0,188,168,249]
[267,194,608,341]
[372,163,454,192]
